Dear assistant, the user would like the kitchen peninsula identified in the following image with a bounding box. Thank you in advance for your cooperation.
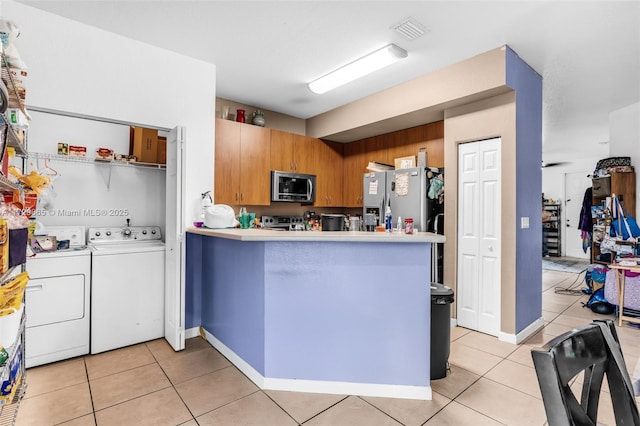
[185,228,445,400]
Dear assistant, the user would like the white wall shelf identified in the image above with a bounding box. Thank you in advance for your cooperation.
[28,152,165,191]
[28,152,166,170]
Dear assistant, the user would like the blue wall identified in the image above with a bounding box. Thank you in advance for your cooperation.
[505,46,543,333]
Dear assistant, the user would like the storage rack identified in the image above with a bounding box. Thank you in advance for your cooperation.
[543,203,561,257]
[0,311,26,426]
[591,172,636,264]
[0,42,30,424]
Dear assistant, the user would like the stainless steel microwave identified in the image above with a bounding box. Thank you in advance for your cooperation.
[271,171,316,203]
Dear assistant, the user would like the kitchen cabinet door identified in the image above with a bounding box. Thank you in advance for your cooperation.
[313,140,343,207]
[270,129,294,172]
[214,119,241,204]
[214,119,271,206]
[291,134,317,174]
[284,135,342,207]
[270,131,316,174]
[240,124,271,205]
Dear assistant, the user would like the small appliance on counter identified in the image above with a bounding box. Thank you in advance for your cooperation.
[261,215,305,230]
[204,204,238,228]
[321,214,346,231]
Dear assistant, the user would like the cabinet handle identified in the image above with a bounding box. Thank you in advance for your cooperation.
[241,193,244,201]
[235,192,239,201]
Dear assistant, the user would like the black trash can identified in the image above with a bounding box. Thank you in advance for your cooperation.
[431,282,454,380]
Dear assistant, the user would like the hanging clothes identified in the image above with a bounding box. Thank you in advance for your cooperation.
[578,187,593,233]
[578,187,593,254]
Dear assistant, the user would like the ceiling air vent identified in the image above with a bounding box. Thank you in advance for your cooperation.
[391,17,428,40]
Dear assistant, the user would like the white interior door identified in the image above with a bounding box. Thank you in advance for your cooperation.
[563,172,592,259]
[165,126,186,351]
[457,138,501,336]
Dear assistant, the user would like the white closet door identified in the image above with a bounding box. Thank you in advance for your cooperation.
[165,126,186,351]
[457,138,501,336]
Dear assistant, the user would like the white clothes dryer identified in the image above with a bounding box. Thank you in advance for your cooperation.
[25,226,91,368]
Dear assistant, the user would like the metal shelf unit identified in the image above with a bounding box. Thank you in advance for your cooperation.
[0,49,29,158]
[544,203,561,257]
[0,311,26,426]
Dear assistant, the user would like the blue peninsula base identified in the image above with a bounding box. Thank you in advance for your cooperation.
[186,231,435,400]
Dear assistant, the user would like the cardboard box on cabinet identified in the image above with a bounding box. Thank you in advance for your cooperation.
[129,127,158,163]
[394,156,416,170]
[157,136,167,164]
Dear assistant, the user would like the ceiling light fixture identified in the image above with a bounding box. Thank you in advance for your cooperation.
[307,44,408,95]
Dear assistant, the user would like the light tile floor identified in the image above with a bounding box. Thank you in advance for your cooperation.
[14,268,640,425]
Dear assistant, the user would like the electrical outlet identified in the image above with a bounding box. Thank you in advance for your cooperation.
[521,217,530,229]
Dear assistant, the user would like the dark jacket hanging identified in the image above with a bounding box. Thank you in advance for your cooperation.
[578,187,593,233]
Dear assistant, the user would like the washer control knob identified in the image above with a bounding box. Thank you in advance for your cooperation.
[123,228,132,237]
[142,229,147,235]
[106,231,111,236]
[95,231,101,237]
[151,229,156,234]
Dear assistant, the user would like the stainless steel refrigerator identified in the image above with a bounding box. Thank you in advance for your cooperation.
[363,167,431,232]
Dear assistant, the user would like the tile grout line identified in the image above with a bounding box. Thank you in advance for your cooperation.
[145,341,201,424]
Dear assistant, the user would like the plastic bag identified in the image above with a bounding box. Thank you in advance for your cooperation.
[611,216,640,240]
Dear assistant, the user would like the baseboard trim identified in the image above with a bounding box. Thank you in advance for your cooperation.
[185,327,200,339]
[498,317,545,344]
[201,327,432,401]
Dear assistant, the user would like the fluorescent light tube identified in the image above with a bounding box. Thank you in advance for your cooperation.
[307,44,408,95]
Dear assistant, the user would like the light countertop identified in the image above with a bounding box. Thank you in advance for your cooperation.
[187,227,445,243]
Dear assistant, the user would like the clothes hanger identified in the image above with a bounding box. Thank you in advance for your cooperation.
[37,157,59,177]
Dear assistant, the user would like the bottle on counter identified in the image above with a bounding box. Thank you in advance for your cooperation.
[396,216,402,233]
[385,199,392,233]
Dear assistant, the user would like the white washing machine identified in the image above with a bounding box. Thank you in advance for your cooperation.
[25,226,91,368]
[88,226,165,354]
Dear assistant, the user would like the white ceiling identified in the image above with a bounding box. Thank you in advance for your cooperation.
[17,1,640,156]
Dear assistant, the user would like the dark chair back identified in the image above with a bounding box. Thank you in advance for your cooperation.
[531,320,639,426]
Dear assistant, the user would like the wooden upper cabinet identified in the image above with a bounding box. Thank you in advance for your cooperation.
[292,134,319,174]
[270,129,294,172]
[214,119,241,205]
[214,118,271,206]
[313,140,343,207]
[386,121,444,168]
[270,131,318,174]
[216,119,444,208]
[279,134,343,207]
[240,124,271,205]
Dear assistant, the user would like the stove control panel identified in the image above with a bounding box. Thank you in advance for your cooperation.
[88,226,162,243]
[261,216,304,229]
